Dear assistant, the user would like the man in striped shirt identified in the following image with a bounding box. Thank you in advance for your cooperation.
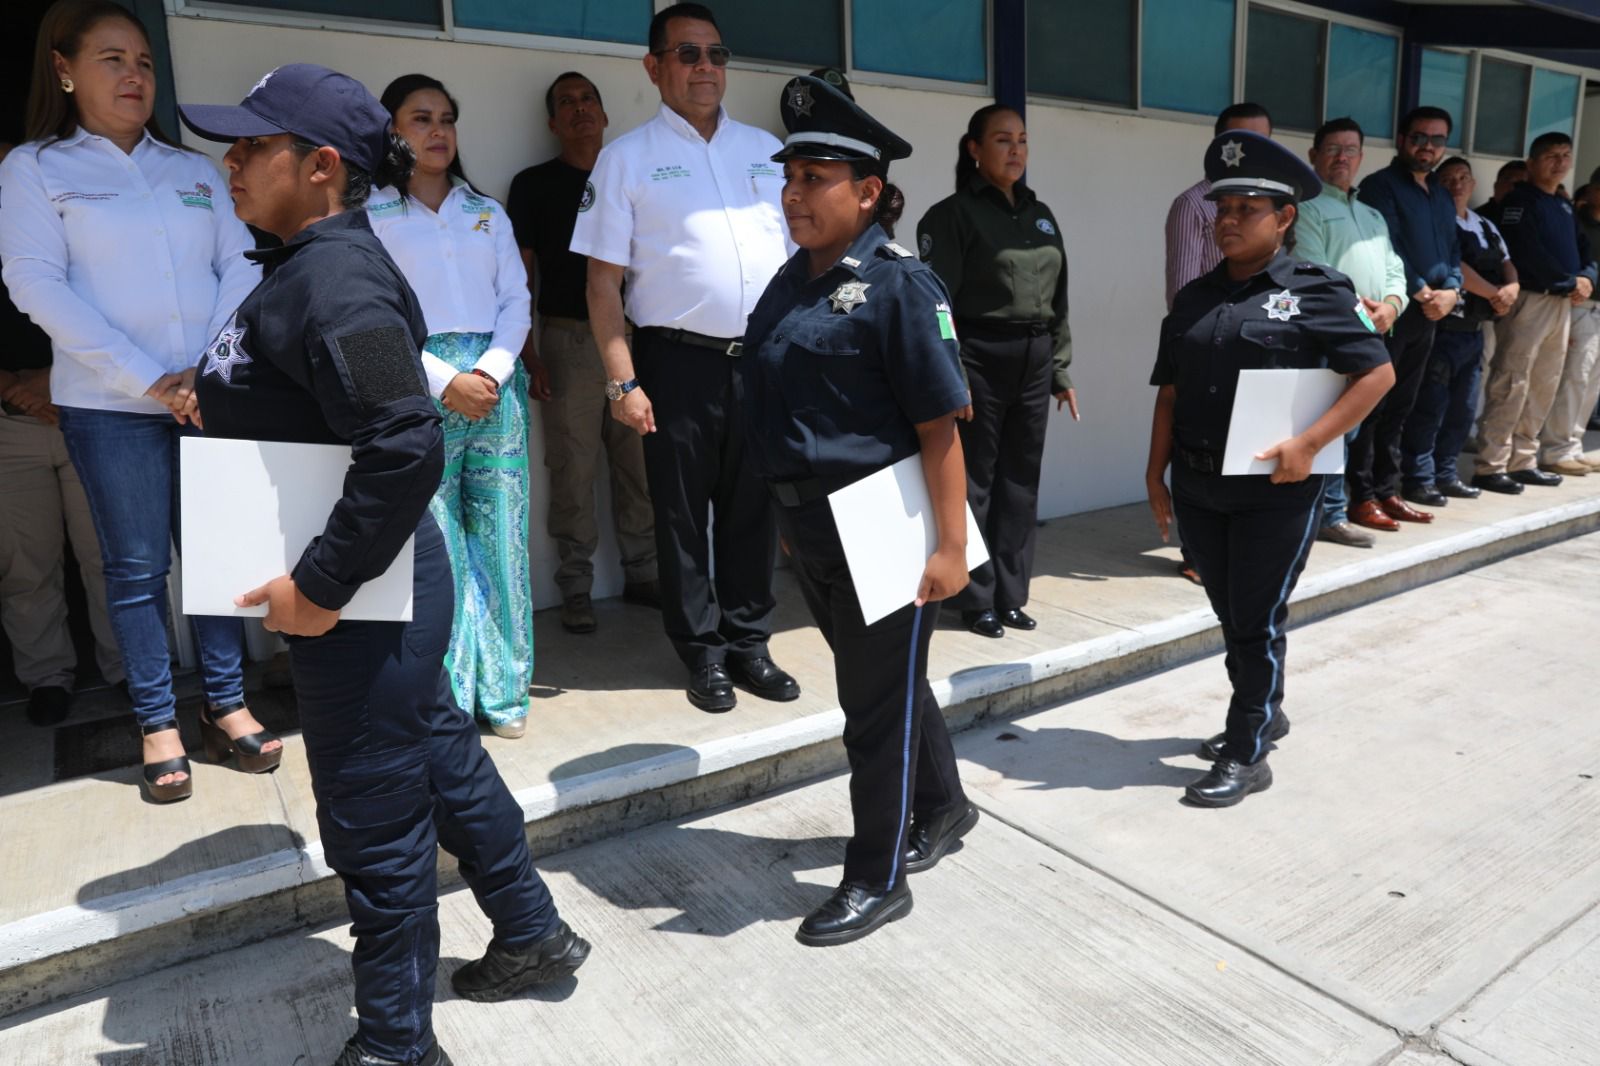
[1164,102,1274,310]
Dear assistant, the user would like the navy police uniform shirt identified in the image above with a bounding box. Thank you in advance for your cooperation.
[741,222,968,487]
[1150,251,1390,454]
[194,210,444,612]
[1498,182,1599,295]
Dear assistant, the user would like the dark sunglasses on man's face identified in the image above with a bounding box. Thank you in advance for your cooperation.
[1406,132,1448,148]
[654,43,732,67]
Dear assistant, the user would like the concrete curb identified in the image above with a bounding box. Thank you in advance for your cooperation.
[4,494,1597,1020]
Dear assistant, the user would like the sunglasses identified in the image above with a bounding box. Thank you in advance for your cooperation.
[1317,145,1361,158]
[1406,132,1449,148]
[653,43,732,67]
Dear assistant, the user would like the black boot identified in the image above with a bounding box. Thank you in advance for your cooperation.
[451,921,591,1002]
[1184,758,1273,808]
[796,880,912,946]
[1198,712,1290,761]
[904,802,979,874]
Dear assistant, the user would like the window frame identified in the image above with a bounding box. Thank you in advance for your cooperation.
[1463,46,1590,161]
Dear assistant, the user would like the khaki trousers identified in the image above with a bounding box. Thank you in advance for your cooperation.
[0,412,122,690]
[1539,302,1600,464]
[538,317,656,599]
[1477,292,1571,475]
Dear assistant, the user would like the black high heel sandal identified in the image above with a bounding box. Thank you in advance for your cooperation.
[141,721,194,803]
[199,701,283,774]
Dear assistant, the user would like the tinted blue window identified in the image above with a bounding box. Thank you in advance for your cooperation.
[1244,5,1323,132]
[1142,0,1235,115]
[853,0,986,84]
[1528,67,1581,143]
[715,1,844,67]
[1417,48,1468,149]
[1326,24,1396,140]
[1474,58,1530,158]
[1028,0,1136,107]
[452,0,647,43]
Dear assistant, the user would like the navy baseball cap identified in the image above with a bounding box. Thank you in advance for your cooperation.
[1203,130,1321,202]
[179,64,389,175]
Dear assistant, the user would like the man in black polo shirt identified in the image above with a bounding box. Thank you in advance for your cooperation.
[506,73,657,636]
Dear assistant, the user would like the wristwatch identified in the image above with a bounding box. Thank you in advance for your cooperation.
[605,377,640,402]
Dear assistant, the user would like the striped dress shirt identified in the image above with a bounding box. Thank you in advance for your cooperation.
[1164,178,1219,310]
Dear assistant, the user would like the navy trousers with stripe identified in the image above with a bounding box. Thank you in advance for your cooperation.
[775,496,965,890]
[1170,464,1324,765]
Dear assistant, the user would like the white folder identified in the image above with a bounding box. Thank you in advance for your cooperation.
[179,437,414,622]
[1221,368,1348,476]
[827,454,990,626]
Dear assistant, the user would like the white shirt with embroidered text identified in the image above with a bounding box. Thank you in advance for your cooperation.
[0,129,259,414]
[569,103,791,339]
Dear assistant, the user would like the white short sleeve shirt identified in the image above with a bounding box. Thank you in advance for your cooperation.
[366,180,531,395]
[0,129,260,414]
[569,104,790,339]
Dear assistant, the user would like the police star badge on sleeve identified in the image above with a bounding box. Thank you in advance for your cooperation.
[201,320,252,383]
[1261,289,1302,322]
[1220,140,1246,168]
[829,280,870,313]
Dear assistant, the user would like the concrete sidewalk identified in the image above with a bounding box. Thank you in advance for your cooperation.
[2,445,1599,1020]
[3,536,1596,1065]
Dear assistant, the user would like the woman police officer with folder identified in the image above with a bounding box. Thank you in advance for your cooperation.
[740,75,978,947]
[178,65,588,1066]
[1145,130,1394,809]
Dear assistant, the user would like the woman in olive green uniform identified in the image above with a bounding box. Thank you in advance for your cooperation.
[916,104,1075,639]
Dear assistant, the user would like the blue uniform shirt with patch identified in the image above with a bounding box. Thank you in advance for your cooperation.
[741,223,969,487]
[1150,251,1391,453]
[193,210,443,612]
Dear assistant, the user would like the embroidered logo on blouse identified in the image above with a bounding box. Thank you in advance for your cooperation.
[368,197,404,216]
[1220,140,1246,168]
[175,181,213,209]
[578,181,596,212]
[472,210,493,234]
[649,165,691,182]
[1261,289,1302,322]
[201,320,252,384]
[1035,218,1056,235]
[829,280,870,314]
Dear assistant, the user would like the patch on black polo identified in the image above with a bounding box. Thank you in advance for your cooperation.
[331,326,424,410]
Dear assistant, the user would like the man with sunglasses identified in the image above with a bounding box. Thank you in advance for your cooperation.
[1349,106,1464,532]
[572,2,800,713]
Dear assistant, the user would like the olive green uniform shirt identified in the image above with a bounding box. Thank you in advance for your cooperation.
[916,175,1073,390]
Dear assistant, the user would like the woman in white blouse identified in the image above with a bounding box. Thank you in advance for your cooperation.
[369,74,534,739]
[0,0,279,801]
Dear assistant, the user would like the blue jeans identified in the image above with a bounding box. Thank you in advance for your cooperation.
[1402,326,1484,487]
[1318,429,1359,527]
[56,407,245,728]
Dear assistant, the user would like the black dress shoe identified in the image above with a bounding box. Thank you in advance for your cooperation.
[1402,483,1447,508]
[997,608,1037,631]
[331,1039,452,1066]
[904,802,979,874]
[1472,473,1524,495]
[1509,468,1562,487]
[795,880,912,946]
[26,685,70,727]
[961,609,1004,638]
[687,665,737,712]
[1198,711,1290,761]
[1184,758,1273,808]
[1437,478,1481,499]
[622,579,662,609]
[726,656,800,702]
[451,921,591,1002]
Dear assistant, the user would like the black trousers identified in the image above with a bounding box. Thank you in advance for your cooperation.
[633,331,776,670]
[289,517,559,1061]
[775,496,965,890]
[1170,463,1323,765]
[952,329,1054,613]
[1349,303,1435,503]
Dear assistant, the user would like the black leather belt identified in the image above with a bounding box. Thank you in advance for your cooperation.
[768,477,830,507]
[640,325,743,356]
[1174,444,1222,474]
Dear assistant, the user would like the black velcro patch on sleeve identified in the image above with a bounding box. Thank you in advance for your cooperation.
[330,326,425,411]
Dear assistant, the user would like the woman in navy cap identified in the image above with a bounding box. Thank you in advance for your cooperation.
[741,75,978,946]
[179,65,588,1066]
[1145,130,1394,807]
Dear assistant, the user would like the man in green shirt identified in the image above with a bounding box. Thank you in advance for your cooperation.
[1296,116,1408,549]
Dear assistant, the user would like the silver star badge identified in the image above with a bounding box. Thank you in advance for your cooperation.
[202,321,252,384]
[1220,140,1246,168]
[786,82,814,117]
[1261,289,1302,322]
[829,280,870,314]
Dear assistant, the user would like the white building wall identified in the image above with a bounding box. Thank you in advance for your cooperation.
[163,14,1516,610]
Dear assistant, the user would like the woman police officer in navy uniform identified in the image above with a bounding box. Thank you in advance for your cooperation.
[741,75,978,946]
[178,66,588,1066]
[1145,131,1394,808]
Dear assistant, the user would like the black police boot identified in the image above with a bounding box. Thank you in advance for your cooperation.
[1198,712,1290,761]
[961,609,1004,638]
[686,664,736,713]
[904,802,979,874]
[795,880,912,947]
[451,922,591,1002]
[330,1038,452,1066]
[1184,758,1273,808]
[726,656,800,701]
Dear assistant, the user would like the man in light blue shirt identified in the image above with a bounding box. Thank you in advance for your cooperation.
[1296,117,1408,548]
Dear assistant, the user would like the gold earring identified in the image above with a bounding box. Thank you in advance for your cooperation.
[60,78,74,93]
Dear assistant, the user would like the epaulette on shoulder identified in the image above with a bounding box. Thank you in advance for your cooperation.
[880,241,916,259]
[1294,261,1333,276]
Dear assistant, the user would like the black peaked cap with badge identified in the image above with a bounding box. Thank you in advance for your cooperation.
[773,75,912,169]
[1203,130,1321,203]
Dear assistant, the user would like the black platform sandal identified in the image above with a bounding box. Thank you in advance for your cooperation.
[199,701,283,774]
[142,721,194,803]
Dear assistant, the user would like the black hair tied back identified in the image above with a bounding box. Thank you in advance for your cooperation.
[874,181,906,238]
[373,129,417,202]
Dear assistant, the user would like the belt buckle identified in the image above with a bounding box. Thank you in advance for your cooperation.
[726,341,743,356]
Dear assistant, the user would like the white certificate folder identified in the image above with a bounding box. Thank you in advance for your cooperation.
[1221,368,1348,477]
[179,437,414,622]
[828,454,990,626]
